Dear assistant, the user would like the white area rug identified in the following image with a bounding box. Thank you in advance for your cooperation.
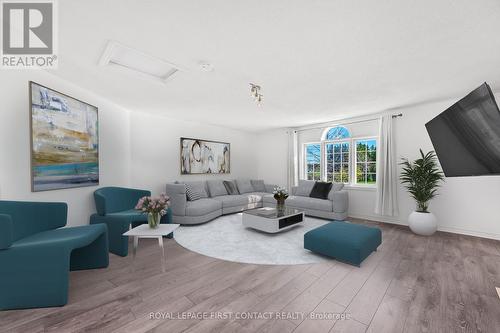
[174,213,330,265]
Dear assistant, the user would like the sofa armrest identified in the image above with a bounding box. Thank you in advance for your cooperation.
[0,214,13,249]
[291,186,298,196]
[332,190,349,213]
[166,183,187,216]
[264,184,277,193]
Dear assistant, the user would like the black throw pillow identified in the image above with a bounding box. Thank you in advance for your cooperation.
[309,182,333,200]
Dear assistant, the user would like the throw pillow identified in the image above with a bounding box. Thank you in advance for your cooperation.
[236,179,254,194]
[251,179,266,192]
[223,180,239,195]
[328,182,345,200]
[184,181,208,201]
[207,180,228,197]
[310,181,333,200]
[295,180,315,196]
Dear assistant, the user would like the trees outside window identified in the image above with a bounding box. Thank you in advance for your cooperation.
[303,126,377,186]
[305,143,321,180]
[355,139,377,185]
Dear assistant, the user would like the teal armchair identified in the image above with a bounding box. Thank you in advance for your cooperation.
[0,201,109,310]
[90,187,173,257]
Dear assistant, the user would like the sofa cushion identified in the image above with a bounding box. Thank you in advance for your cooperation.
[223,180,239,195]
[185,199,222,216]
[251,180,266,192]
[286,196,333,212]
[328,182,345,200]
[295,180,315,197]
[107,209,148,222]
[184,181,208,201]
[310,182,333,200]
[13,224,107,250]
[207,180,228,197]
[213,195,249,208]
[236,179,254,194]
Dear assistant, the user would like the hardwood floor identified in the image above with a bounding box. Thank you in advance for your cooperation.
[2,218,500,333]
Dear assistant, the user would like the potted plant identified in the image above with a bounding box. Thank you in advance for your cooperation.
[400,149,444,236]
[135,193,171,228]
[273,186,289,212]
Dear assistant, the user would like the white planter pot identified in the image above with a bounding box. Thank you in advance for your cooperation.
[408,211,437,236]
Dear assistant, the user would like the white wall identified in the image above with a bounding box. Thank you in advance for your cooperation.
[129,112,259,195]
[256,95,500,240]
[0,70,131,226]
[0,71,262,227]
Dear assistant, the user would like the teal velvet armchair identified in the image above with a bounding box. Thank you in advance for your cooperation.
[90,187,173,257]
[0,201,109,310]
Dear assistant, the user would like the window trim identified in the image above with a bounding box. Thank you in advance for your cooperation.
[353,136,378,187]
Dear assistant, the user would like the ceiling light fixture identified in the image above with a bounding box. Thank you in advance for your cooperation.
[198,61,214,72]
[250,83,263,106]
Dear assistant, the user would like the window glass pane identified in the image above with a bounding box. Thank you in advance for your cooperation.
[325,141,349,184]
[367,140,377,151]
[356,141,367,152]
[305,143,321,181]
[325,126,350,140]
[367,151,376,162]
[355,139,377,185]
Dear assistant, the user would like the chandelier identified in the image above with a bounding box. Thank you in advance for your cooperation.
[250,83,263,106]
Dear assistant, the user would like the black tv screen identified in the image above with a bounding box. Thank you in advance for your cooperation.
[425,83,500,177]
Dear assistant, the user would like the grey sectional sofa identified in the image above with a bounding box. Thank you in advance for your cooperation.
[166,179,349,225]
[166,179,276,225]
[263,180,349,221]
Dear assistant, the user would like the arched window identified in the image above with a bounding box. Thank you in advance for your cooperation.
[303,125,377,186]
[323,126,350,140]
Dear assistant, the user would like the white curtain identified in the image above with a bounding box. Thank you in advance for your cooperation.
[375,115,399,216]
[287,129,299,190]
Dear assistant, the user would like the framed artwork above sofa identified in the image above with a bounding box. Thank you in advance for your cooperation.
[180,137,230,174]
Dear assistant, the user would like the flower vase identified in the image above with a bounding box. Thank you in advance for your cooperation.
[276,198,286,212]
[148,213,161,229]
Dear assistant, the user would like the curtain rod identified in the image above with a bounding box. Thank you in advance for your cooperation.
[294,113,403,133]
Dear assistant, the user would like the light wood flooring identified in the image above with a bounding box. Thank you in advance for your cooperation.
[1,218,500,333]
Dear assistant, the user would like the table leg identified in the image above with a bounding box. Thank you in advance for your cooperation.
[133,236,138,260]
[158,236,166,272]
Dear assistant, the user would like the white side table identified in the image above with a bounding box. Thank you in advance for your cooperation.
[123,224,180,272]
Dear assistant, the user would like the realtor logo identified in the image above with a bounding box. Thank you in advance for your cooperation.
[1,0,57,68]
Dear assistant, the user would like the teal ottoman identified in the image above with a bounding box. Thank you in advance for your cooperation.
[304,221,381,267]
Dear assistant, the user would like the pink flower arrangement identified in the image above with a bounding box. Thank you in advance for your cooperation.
[135,193,171,216]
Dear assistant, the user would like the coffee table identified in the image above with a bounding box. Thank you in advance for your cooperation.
[242,207,305,233]
[123,223,180,272]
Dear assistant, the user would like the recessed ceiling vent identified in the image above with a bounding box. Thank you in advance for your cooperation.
[99,41,183,83]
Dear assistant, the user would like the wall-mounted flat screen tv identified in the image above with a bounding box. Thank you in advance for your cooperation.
[426,82,500,177]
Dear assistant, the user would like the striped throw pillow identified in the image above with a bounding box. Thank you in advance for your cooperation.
[186,183,206,201]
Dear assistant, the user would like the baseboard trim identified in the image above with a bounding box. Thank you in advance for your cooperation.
[348,213,500,241]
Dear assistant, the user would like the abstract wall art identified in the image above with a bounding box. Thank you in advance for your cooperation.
[30,81,99,192]
[180,138,230,174]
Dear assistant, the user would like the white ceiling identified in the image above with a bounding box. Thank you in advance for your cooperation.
[51,0,500,131]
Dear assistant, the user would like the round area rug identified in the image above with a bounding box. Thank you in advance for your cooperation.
[173,213,329,265]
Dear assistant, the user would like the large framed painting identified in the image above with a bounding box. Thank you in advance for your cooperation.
[180,138,230,174]
[30,81,99,192]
